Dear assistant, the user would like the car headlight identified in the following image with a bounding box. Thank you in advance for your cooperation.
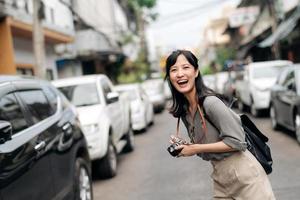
[83,123,99,134]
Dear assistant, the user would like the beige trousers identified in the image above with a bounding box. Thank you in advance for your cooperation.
[211,150,276,200]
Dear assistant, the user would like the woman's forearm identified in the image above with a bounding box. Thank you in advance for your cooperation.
[177,141,237,157]
[193,141,236,153]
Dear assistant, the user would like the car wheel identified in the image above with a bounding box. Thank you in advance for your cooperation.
[123,127,135,152]
[74,158,93,200]
[149,117,154,126]
[294,114,300,144]
[149,111,155,126]
[270,105,279,130]
[97,139,117,178]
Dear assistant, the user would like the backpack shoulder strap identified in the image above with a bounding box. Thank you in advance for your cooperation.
[201,95,237,131]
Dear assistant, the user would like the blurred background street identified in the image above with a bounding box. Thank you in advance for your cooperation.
[1,0,300,199]
[92,108,300,200]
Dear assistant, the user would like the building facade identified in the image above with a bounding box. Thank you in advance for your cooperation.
[56,0,138,82]
[0,0,75,79]
[224,0,300,62]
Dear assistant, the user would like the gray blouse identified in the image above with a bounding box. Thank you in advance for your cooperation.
[181,96,247,161]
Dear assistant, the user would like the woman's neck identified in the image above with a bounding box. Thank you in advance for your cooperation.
[185,89,198,113]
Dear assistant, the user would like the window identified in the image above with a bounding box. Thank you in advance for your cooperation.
[0,93,28,134]
[16,68,34,76]
[50,7,55,24]
[43,86,58,113]
[58,83,100,107]
[282,71,295,88]
[18,90,53,123]
[277,68,290,85]
[46,69,54,81]
[252,66,284,79]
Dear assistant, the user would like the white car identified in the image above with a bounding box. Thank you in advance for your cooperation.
[115,83,154,132]
[235,60,292,116]
[215,72,229,94]
[203,74,216,91]
[52,75,134,178]
[141,78,166,113]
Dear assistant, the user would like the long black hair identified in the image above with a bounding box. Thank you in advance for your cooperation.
[165,49,222,118]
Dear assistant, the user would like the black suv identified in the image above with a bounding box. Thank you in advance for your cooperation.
[0,76,93,200]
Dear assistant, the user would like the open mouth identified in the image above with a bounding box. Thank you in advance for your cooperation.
[177,80,188,86]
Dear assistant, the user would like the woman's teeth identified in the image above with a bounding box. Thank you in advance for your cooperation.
[178,80,188,85]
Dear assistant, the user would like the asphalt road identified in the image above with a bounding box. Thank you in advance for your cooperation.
[92,109,300,200]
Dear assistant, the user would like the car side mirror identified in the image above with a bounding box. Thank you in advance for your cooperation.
[106,92,119,104]
[0,120,12,144]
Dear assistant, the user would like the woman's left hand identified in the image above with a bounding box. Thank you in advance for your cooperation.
[176,144,198,157]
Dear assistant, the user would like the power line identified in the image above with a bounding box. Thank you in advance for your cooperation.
[161,0,230,19]
[152,0,230,27]
[152,12,206,29]
[161,0,212,5]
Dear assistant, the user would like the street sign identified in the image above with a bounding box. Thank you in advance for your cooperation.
[229,6,259,28]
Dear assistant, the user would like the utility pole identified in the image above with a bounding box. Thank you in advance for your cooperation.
[266,0,281,59]
[137,9,149,65]
[33,0,47,79]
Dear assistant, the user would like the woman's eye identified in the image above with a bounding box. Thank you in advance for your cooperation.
[170,68,177,72]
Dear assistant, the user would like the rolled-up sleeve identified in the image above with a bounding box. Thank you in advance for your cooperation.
[205,96,247,151]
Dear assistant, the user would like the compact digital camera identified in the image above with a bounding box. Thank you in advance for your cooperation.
[167,137,187,157]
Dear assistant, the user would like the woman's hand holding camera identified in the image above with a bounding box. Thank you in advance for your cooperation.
[169,135,198,157]
[175,144,198,157]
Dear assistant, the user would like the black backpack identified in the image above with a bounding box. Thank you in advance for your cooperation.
[202,98,273,175]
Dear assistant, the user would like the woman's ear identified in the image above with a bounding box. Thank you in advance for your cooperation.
[195,70,199,78]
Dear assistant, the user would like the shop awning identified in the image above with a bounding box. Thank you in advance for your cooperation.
[259,6,300,48]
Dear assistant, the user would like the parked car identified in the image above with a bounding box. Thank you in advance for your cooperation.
[202,74,216,91]
[214,71,229,94]
[52,75,134,178]
[0,76,92,200]
[235,60,292,116]
[270,65,300,143]
[142,78,166,113]
[115,83,154,132]
[164,80,172,100]
[222,70,244,105]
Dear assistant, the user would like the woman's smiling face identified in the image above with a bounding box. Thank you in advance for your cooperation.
[169,54,198,95]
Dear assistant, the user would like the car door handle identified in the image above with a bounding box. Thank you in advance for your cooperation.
[62,123,72,132]
[62,123,73,141]
[34,141,46,152]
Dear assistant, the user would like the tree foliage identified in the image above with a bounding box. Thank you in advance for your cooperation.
[215,47,236,70]
[128,0,157,9]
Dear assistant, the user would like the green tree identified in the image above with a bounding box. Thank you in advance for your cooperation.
[128,0,157,66]
[215,47,236,70]
[117,0,157,83]
[200,65,213,75]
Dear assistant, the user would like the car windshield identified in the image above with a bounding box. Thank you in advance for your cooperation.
[252,65,287,79]
[58,83,100,107]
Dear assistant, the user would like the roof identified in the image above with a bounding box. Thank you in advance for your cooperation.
[52,75,107,87]
[0,75,36,84]
[248,60,293,68]
[259,6,300,48]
